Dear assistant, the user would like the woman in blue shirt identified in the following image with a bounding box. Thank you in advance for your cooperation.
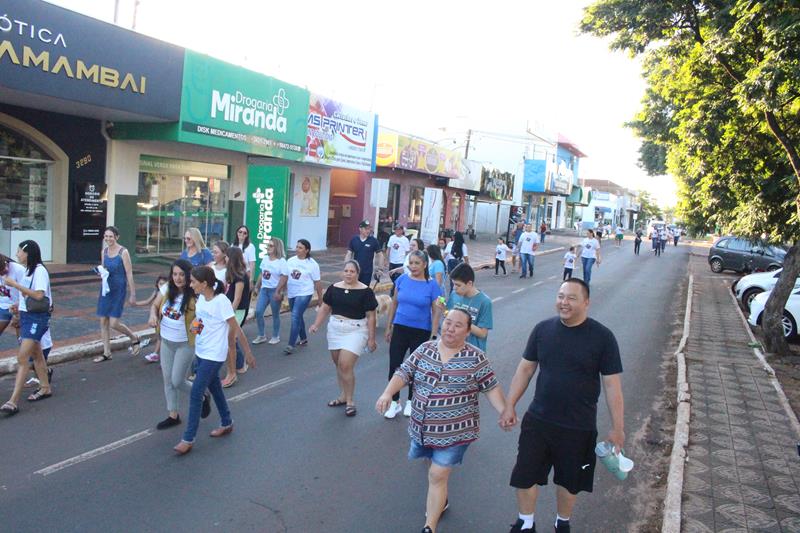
[382,250,442,419]
[180,227,213,267]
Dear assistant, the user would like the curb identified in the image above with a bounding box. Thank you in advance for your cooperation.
[662,272,693,533]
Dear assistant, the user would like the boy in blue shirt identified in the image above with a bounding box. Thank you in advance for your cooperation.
[437,263,493,352]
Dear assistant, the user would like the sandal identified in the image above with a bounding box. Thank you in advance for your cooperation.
[327,398,347,407]
[27,389,52,402]
[129,338,142,356]
[93,353,112,363]
[221,375,237,388]
[1,401,18,415]
[345,405,357,417]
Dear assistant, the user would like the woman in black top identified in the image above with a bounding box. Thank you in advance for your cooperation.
[222,246,251,388]
[310,260,378,417]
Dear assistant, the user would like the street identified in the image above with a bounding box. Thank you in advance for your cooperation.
[0,239,689,532]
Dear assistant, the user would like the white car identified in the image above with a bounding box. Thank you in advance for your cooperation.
[732,269,800,310]
[748,289,800,339]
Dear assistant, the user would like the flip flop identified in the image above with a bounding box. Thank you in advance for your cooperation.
[327,398,347,407]
[27,389,52,402]
[1,401,18,415]
[93,354,112,363]
[345,405,357,417]
[221,375,237,388]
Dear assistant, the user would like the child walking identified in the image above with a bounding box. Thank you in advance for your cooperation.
[495,237,512,276]
[563,246,576,280]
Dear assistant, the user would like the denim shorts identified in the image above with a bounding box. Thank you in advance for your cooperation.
[19,311,50,342]
[408,440,470,467]
[0,307,12,322]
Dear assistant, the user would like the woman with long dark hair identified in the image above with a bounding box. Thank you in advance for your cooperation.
[1,240,52,415]
[426,244,446,292]
[148,259,199,430]
[221,246,251,387]
[94,226,141,362]
[383,250,442,419]
[0,253,25,338]
[444,231,469,292]
[284,239,323,355]
[232,225,256,283]
[173,266,255,455]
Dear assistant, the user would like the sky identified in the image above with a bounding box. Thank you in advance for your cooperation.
[46,0,678,207]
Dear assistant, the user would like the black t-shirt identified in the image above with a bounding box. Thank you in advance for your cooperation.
[322,285,378,320]
[523,316,622,431]
[225,273,251,311]
[348,236,382,274]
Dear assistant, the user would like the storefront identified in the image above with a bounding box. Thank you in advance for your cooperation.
[0,0,183,262]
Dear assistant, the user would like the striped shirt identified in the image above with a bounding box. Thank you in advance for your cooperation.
[395,340,498,448]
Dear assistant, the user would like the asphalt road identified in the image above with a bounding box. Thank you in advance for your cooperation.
[0,239,690,532]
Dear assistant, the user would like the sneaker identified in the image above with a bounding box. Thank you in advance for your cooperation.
[268,337,280,345]
[156,415,181,430]
[554,520,570,533]
[144,352,159,363]
[383,401,402,419]
[403,401,413,417]
[296,339,308,347]
[510,519,536,532]
[283,345,294,355]
[252,335,268,345]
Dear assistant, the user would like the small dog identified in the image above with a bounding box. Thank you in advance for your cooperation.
[375,294,391,320]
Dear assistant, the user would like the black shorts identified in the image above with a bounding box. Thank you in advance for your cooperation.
[510,413,598,495]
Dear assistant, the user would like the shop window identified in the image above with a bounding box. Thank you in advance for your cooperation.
[378,183,400,248]
[449,193,462,230]
[135,156,229,255]
[0,125,53,232]
[408,186,423,229]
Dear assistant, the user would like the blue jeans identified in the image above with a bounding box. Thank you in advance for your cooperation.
[255,287,282,338]
[582,257,596,285]
[182,357,232,443]
[520,253,535,277]
[288,294,312,347]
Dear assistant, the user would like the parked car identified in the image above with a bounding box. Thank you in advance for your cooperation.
[748,289,800,339]
[732,269,800,310]
[708,236,785,274]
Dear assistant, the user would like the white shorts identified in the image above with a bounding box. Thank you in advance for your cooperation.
[327,316,369,355]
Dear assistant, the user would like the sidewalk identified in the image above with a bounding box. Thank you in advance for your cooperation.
[0,230,574,371]
[677,251,800,532]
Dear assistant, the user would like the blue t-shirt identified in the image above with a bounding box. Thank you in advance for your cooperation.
[428,260,446,281]
[447,290,493,352]
[348,235,382,274]
[180,248,213,267]
[393,274,441,331]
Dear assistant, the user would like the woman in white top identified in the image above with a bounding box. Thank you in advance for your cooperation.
[579,229,602,286]
[1,240,53,415]
[210,241,229,286]
[284,239,323,354]
[232,225,257,283]
[0,253,26,338]
[173,266,255,455]
[252,237,289,345]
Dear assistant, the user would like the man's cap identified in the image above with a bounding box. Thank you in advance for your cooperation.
[358,219,371,228]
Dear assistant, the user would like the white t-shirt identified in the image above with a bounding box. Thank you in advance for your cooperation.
[193,293,235,362]
[259,257,289,290]
[444,242,469,261]
[234,243,257,272]
[18,265,52,313]
[159,293,189,343]
[496,244,508,261]
[581,238,600,259]
[213,264,227,285]
[0,261,26,309]
[615,226,624,236]
[517,231,540,254]
[387,235,410,264]
[564,252,576,268]
[286,256,321,299]
[41,327,53,351]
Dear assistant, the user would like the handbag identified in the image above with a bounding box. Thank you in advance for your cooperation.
[25,272,51,313]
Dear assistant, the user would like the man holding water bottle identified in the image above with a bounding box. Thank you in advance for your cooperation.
[500,278,624,533]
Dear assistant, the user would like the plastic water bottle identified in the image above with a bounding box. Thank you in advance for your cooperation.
[595,441,634,480]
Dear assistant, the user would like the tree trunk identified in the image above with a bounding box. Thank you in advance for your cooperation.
[762,244,800,356]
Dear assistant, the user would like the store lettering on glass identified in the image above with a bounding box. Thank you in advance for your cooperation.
[0,14,67,47]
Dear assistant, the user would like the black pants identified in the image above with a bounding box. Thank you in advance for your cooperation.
[563,267,573,280]
[388,323,430,401]
[634,239,641,255]
[495,259,506,275]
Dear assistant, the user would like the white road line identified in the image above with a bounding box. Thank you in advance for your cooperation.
[533,281,544,286]
[548,275,557,280]
[492,296,504,302]
[512,288,526,294]
[228,376,294,403]
[35,429,154,476]
[34,377,294,476]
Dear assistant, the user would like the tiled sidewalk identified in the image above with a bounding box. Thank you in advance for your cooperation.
[681,253,800,532]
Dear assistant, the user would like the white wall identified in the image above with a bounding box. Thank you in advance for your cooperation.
[287,165,331,252]
[466,201,511,236]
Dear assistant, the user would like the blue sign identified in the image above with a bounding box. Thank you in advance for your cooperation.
[523,159,547,193]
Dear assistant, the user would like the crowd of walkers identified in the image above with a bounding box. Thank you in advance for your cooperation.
[0,220,633,533]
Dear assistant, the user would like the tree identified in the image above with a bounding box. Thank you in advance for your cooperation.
[637,190,663,222]
[581,0,800,355]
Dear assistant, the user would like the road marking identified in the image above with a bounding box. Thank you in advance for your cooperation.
[229,376,294,403]
[35,429,154,476]
[34,377,293,476]
[512,288,525,294]
[548,275,557,280]
[533,281,544,287]
[492,296,504,302]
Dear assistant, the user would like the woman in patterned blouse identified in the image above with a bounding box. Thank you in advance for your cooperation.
[376,308,509,533]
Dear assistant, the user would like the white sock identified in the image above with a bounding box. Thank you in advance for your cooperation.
[556,514,570,526]
[518,513,534,529]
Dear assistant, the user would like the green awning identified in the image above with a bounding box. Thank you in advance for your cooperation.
[567,185,582,204]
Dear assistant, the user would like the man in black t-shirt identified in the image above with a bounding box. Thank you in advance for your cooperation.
[345,220,384,286]
[500,278,624,533]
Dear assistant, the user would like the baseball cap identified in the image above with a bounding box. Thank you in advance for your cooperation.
[358,219,371,228]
